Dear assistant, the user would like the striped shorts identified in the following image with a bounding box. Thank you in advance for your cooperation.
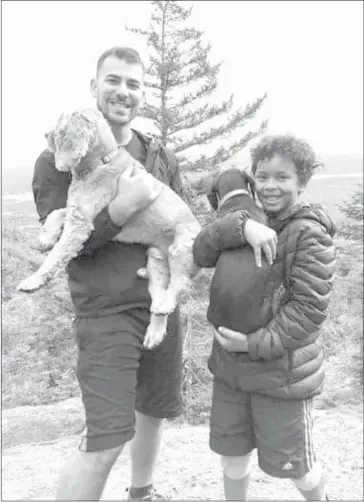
[210,377,316,479]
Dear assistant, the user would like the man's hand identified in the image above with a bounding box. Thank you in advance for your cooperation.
[137,267,149,279]
[108,166,163,226]
[243,219,277,267]
[214,326,249,352]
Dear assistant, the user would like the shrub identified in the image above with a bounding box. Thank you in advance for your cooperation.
[336,183,363,240]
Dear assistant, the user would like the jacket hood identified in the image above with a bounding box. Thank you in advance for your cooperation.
[268,202,337,237]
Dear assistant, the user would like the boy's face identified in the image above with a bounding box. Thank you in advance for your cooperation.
[91,56,144,126]
[254,155,303,216]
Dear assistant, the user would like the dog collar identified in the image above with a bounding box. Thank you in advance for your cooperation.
[218,189,251,209]
[101,149,119,164]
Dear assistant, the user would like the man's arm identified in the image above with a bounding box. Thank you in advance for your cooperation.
[32,150,123,256]
[32,149,71,224]
[247,225,336,360]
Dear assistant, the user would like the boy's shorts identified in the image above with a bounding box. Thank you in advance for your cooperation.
[74,308,183,452]
[210,376,316,479]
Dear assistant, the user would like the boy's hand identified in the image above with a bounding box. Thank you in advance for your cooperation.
[214,327,249,352]
[108,166,162,226]
[243,219,277,267]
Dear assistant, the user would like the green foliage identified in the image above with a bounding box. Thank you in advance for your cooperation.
[336,183,363,240]
[127,0,267,172]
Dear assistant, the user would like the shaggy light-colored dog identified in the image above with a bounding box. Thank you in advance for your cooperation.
[17,108,201,348]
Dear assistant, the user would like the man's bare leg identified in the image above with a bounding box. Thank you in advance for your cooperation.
[129,411,164,489]
[55,444,123,501]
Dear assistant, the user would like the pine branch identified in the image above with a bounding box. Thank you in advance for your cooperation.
[180,120,268,172]
[168,76,219,110]
[172,94,267,152]
[169,96,234,136]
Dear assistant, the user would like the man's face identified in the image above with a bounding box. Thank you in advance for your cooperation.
[91,56,144,126]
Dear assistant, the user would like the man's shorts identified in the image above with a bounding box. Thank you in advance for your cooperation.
[74,308,183,452]
[210,376,316,479]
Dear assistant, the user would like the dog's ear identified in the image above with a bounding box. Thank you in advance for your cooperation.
[207,189,219,211]
[45,130,56,153]
[54,112,96,173]
[206,174,219,210]
[242,171,256,199]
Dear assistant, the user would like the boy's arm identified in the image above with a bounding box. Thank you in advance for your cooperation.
[192,210,251,268]
[247,225,337,360]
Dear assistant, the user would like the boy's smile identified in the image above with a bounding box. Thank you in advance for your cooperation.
[254,155,303,216]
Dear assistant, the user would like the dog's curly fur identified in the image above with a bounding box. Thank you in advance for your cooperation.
[17,108,201,348]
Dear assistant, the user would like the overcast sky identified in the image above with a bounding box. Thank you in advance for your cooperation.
[2,0,363,171]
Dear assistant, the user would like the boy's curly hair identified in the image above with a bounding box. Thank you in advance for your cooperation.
[250,134,323,185]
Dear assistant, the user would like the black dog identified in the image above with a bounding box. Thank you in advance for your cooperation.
[205,168,274,334]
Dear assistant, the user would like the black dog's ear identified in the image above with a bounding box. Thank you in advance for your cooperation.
[207,190,219,210]
[242,171,256,199]
[206,175,219,210]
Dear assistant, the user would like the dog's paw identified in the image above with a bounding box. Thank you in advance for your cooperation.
[143,325,166,350]
[143,315,168,349]
[17,274,45,292]
[151,296,177,316]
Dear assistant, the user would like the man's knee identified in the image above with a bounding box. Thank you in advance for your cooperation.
[135,410,164,431]
[292,462,323,491]
[221,452,254,480]
[77,444,124,473]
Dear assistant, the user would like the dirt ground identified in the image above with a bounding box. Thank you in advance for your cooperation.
[2,399,363,501]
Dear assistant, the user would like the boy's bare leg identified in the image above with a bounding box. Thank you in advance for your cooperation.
[223,473,251,501]
[293,462,327,501]
[221,453,253,501]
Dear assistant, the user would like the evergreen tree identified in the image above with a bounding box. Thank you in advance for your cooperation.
[127,0,268,172]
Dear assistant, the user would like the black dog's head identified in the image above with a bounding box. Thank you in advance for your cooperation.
[206,168,256,210]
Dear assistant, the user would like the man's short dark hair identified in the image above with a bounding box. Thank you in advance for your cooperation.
[96,46,145,75]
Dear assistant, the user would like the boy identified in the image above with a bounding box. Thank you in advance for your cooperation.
[193,134,336,501]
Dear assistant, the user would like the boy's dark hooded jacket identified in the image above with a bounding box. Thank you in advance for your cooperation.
[192,201,337,399]
[32,130,183,319]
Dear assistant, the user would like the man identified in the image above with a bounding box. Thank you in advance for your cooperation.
[32,46,277,501]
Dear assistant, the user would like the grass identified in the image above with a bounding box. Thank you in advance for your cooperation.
[1,200,363,418]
